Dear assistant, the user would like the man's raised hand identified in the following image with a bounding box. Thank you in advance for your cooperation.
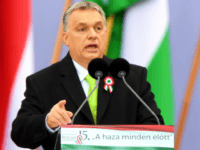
[46,100,73,129]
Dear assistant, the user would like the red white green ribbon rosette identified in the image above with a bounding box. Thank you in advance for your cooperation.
[104,76,114,93]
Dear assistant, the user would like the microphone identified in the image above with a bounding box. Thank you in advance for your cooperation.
[71,58,109,124]
[109,58,161,125]
[88,58,109,79]
[109,58,130,79]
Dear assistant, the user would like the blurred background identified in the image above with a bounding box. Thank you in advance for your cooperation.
[0,0,200,149]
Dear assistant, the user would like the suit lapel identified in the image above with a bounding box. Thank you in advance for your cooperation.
[97,56,118,124]
[59,53,94,123]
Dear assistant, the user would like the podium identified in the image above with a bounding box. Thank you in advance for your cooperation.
[60,125,174,150]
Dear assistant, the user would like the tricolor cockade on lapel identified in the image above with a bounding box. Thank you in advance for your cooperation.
[104,76,114,93]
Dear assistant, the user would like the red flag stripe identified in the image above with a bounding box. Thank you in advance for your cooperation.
[0,0,31,149]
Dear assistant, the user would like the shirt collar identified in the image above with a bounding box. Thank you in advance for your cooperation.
[72,59,88,82]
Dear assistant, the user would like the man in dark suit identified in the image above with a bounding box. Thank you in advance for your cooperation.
[11,1,164,150]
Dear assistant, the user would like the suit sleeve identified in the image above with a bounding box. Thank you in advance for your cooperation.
[137,67,165,125]
[11,76,55,149]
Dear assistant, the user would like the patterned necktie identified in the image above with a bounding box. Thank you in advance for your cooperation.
[85,74,98,125]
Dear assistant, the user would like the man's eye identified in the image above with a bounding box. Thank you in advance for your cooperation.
[97,27,102,30]
[79,28,85,31]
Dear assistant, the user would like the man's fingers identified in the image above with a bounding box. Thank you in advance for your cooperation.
[67,111,73,117]
[47,100,73,129]
[55,109,72,124]
[52,116,62,127]
[58,100,66,109]
[52,110,68,124]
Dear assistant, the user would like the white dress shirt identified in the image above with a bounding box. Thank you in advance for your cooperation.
[45,59,90,133]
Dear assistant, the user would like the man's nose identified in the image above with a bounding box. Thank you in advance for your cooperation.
[88,28,97,39]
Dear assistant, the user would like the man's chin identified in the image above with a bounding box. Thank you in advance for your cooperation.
[84,53,103,61]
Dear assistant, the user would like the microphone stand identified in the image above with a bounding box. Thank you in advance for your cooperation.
[121,76,160,125]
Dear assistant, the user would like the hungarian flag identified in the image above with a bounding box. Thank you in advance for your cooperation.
[0,0,34,149]
[86,0,174,125]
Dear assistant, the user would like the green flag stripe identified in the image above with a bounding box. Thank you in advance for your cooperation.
[107,11,124,59]
[146,29,174,125]
[107,0,143,16]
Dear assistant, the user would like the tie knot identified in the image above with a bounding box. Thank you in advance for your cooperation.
[85,74,96,85]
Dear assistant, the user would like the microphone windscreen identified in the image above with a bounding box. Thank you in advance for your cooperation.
[109,58,130,79]
[88,58,109,79]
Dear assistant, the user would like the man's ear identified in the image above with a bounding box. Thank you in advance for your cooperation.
[63,31,69,46]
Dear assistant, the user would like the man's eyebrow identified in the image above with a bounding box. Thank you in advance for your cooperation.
[76,21,103,27]
[76,23,87,26]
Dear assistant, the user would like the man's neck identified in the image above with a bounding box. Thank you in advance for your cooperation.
[73,60,89,70]
[69,53,104,70]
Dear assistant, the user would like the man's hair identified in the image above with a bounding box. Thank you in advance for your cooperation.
[63,1,106,32]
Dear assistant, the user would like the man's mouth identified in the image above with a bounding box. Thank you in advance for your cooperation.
[85,44,98,50]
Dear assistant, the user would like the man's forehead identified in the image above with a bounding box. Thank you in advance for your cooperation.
[69,9,104,25]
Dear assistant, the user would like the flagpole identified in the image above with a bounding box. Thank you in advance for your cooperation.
[175,35,200,150]
[104,14,114,56]
[51,0,72,64]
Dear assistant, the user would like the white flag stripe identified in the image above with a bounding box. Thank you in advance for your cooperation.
[122,0,169,67]
[3,25,34,150]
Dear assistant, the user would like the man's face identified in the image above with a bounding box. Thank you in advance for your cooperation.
[63,9,107,66]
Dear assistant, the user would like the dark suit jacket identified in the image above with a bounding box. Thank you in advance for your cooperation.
[11,52,164,150]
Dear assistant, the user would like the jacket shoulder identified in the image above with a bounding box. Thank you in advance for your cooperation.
[27,61,61,82]
[130,63,146,73]
[127,63,146,81]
